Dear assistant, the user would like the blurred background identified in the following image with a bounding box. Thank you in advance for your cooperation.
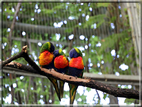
[1,1,141,106]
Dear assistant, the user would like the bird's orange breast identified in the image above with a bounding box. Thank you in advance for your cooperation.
[54,55,69,69]
[69,56,84,69]
[39,50,54,66]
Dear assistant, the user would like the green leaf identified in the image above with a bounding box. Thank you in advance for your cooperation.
[104,53,113,63]
[38,100,41,104]
[45,33,48,37]
[65,28,73,33]
[97,55,103,61]
[89,68,99,73]
[2,37,8,43]
[97,3,110,8]
[91,24,94,29]
[42,9,54,14]
[53,4,64,10]
[86,87,91,92]
[9,16,13,21]
[124,98,135,105]
[54,101,60,104]
[15,88,21,93]
[79,95,87,101]
[127,28,131,32]
[83,14,105,28]
[17,80,22,85]
[110,16,116,22]
[96,19,105,28]
[103,93,107,99]
[31,13,34,16]
[52,35,57,41]
[98,32,127,54]
[90,36,99,42]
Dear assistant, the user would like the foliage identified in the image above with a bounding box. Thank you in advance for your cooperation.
[2,2,138,105]
[124,98,135,105]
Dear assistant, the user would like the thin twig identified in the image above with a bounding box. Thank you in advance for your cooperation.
[8,0,22,54]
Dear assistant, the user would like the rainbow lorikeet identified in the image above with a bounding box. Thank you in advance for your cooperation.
[68,48,84,104]
[53,49,69,99]
[39,42,61,101]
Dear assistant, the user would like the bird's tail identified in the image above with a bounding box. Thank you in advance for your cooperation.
[48,77,61,101]
[69,84,78,104]
[60,80,64,98]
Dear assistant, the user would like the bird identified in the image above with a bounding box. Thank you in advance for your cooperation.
[68,47,84,104]
[53,49,69,99]
[39,42,61,101]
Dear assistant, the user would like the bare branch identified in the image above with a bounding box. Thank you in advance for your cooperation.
[1,45,27,67]
[8,0,22,55]
[3,62,140,100]
[2,45,140,100]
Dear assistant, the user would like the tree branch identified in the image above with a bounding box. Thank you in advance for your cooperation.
[8,1,22,53]
[2,46,140,100]
[1,45,27,67]
[40,68,140,100]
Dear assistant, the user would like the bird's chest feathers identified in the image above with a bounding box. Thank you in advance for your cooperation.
[69,56,84,69]
[39,51,54,66]
[54,55,69,69]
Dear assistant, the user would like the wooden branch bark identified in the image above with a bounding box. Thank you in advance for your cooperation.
[41,68,140,100]
[8,0,22,54]
[7,2,22,102]
[1,46,140,100]
[1,45,27,67]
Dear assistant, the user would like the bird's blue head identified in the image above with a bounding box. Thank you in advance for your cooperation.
[53,49,65,57]
[69,48,82,58]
